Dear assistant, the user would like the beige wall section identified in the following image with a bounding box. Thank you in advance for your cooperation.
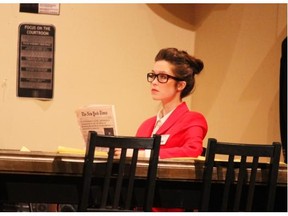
[0,4,196,151]
[191,4,286,147]
[192,4,286,163]
[0,4,287,162]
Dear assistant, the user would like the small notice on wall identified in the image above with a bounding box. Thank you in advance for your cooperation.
[19,3,60,15]
[17,23,55,99]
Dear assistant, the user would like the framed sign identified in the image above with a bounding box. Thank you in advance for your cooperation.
[17,23,55,99]
[19,3,60,15]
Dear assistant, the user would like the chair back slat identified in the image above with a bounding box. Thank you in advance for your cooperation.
[100,148,114,208]
[124,150,138,209]
[112,150,126,209]
[233,156,247,211]
[245,156,259,211]
[221,155,234,211]
[201,138,281,212]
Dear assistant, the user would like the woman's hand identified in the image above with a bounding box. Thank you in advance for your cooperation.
[114,148,123,157]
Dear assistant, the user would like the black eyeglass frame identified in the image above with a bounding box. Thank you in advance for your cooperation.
[146,72,184,83]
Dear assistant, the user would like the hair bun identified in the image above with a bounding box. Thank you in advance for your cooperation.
[193,58,204,74]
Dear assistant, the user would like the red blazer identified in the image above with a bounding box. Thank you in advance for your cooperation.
[136,102,208,159]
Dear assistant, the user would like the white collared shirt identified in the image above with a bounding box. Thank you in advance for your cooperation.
[145,108,176,157]
[151,109,174,135]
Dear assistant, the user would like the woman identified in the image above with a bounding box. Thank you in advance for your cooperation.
[136,47,208,159]
[116,48,207,212]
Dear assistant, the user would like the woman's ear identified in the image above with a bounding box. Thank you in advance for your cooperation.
[177,81,186,91]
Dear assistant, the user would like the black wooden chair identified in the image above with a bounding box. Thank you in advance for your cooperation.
[77,131,161,212]
[200,138,281,212]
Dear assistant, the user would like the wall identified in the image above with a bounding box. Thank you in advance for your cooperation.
[0,4,196,151]
[0,4,287,162]
[192,4,287,149]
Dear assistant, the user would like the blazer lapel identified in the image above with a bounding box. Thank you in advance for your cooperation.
[156,102,189,134]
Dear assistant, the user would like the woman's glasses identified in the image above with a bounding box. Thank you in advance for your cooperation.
[147,72,183,83]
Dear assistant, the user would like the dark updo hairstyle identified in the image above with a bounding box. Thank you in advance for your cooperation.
[155,48,204,99]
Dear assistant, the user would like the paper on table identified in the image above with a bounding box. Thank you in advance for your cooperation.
[57,146,107,156]
[20,146,31,152]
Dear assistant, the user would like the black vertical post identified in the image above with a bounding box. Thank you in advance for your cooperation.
[279,37,287,163]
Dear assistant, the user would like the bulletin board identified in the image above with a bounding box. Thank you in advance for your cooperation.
[17,23,55,99]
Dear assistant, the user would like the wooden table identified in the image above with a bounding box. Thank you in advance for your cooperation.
[0,150,287,211]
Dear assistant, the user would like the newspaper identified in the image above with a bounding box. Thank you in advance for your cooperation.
[75,104,118,151]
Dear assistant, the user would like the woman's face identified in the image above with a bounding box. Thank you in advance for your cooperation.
[150,60,181,103]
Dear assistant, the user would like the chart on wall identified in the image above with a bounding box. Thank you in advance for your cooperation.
[17,23,55,99]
